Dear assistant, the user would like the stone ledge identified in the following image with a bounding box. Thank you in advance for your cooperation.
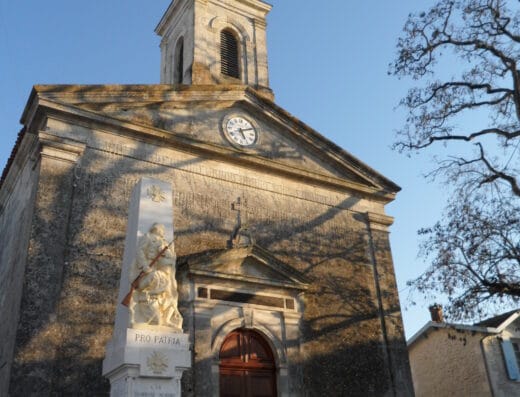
[39,131,86,164]
[366,211,394,232]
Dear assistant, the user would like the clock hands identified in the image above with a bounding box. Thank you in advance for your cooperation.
[226,116,256,146]
[241,128,254,139]
[237,128,247,141]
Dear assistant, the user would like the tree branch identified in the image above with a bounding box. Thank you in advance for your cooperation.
[476,142,520,196]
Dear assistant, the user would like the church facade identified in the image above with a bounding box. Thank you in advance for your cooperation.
[0,1,414,396]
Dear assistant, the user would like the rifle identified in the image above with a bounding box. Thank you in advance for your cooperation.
[121,240,174,307]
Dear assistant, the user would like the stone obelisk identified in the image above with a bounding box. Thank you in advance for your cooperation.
[103,177,190,397]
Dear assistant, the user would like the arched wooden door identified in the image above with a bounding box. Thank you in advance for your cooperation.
[219,329,277,397]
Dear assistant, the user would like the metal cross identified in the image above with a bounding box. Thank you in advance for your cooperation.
[231,196,249,224]
[228,196,250,248]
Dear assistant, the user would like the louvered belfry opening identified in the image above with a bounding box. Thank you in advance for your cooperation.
[220,29,240,79]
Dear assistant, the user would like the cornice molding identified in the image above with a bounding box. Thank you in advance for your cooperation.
[19,86,399,203]
[39,132,86,164]
[366,211,394,232]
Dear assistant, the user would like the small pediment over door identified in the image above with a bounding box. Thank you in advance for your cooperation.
[182,244,309,291]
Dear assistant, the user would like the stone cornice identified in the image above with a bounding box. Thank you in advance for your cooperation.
[183,244,309,291]
[19,85,400,203]
[39,132,86,164]
[155,0,271,37]
[189,269,307,290]
[253,17,267,30]
[155,0,191,36]
[247,89,401,194]
[207,0,272,17]
[0,132,38,216]
[43,101,396,202]
[366,212,395,232]
[0,131,85,214]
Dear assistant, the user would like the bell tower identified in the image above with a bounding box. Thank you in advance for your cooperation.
[155,0,273,99]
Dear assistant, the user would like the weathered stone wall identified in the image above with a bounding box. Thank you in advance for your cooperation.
[483,319,520,397]
[0,134,39,396]
[198,0,270,88]
[5,107,411,395]
[368,227,414,396]
[160,0,195,85]
[159,0,271,89]
[74,99,357,185]
[183,286,303,397]
[7,133,96,395]
[409,328,492,397]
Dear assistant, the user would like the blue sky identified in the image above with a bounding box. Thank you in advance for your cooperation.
[0,0,450,338]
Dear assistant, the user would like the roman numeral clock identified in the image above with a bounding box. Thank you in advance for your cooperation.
[223,115,258,147]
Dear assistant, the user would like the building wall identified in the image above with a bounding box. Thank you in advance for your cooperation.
[160,0,195,85]
[179,270,304,397]
[0,134,40,394]
[369,225,412,395]
[3,93,413,395]
[483,319,520,397]
[199,0,269,88]
[7,131,93,396]
[159,0,271,87]
[409,328,492,397]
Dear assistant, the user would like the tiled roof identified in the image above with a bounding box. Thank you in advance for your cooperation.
[474,309,520,328]
[0,127,26,190]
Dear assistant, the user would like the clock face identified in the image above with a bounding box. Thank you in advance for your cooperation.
[225,117,257,146]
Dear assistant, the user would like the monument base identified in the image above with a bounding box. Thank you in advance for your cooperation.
[103,328,191,397]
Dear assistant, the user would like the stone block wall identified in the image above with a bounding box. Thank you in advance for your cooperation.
[409,328,492,397]
[0,133,40,395]
[2,94,413,396]
[482,319,520,397]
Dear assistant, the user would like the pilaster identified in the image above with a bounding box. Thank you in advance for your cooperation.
[366,211,414,397]
[9,132,85,395]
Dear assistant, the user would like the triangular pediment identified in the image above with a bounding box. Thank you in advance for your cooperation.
[182,244,309,290]
[25,84,400,200]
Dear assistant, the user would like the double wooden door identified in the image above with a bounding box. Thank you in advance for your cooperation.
[219,329,277,397]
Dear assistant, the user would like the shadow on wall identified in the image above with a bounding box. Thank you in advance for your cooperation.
[7,91,403,395]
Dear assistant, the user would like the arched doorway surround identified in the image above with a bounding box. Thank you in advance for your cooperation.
[219,329,277,397]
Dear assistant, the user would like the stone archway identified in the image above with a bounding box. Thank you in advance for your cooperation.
[219,329,277,397]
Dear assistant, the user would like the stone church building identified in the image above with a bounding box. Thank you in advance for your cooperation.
[0,0,414,395]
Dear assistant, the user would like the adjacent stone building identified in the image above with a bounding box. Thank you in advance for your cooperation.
[0,0,414,395]
[408,309,520,397]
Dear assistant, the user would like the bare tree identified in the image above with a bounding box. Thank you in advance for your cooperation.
[390,0,520,319]
[411,192,520,320]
